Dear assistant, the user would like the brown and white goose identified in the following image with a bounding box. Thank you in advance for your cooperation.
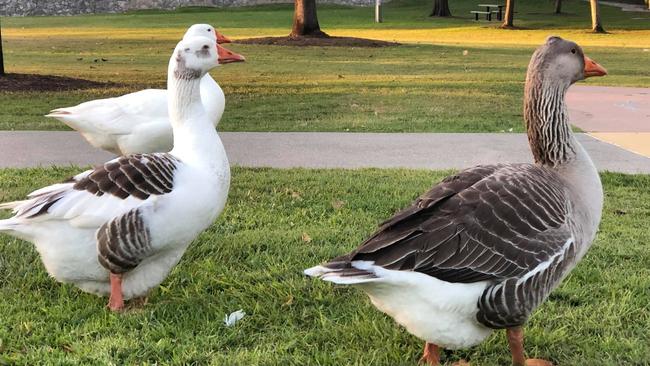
[0,36,241,311]
[305,36,607,366]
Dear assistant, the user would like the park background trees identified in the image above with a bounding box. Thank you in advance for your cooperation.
[590,0,606,33]
[431,0,452,17]
[290,0,328,37]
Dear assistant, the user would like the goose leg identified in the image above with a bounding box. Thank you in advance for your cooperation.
[419,342,441,365]
[419,342,440,366]
[506,327,553,366]
[108,273,124,312]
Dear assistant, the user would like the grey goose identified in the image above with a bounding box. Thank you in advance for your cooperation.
[305,36,608,366]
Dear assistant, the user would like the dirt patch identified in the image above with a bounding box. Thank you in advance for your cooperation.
[236,36,400,48]
[0,73,117,92]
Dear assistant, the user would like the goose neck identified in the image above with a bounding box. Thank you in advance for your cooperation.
[199,74,224,125]
[168,76,204,125]
[524,75,576,167]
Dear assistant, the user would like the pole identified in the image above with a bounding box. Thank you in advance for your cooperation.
[375,0,383,23]
[0,17,5,76]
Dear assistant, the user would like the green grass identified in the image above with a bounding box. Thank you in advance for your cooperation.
[1,0,649,132]
[0,167,649,365]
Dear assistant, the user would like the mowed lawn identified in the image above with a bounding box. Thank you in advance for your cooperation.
[1,0,649,132]
[0,167,649,365]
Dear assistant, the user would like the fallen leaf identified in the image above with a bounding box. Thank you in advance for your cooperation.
[302,232,312,243]
[332,200,345,209]
[62,344,74,353]
[283,295,294,307]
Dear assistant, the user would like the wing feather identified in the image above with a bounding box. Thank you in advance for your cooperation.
[2,153,180,228]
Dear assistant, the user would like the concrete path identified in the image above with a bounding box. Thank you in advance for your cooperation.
[2,131,649,174]
[567,85,650,157]
[595,0,649,12]
[567,86,650,133]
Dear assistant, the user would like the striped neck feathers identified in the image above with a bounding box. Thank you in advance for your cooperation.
[524,69,576,167]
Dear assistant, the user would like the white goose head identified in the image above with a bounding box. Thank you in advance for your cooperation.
[172,36,221,81]
[170,36,244,81]
[181,24,243,65]
[184,23,232,44]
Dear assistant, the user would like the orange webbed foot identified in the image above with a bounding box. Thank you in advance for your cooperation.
[525,359,553,366]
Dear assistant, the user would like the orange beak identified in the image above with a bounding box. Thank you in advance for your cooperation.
[584,55,607,78]
[216,31,231,44]
[217,44,245,64]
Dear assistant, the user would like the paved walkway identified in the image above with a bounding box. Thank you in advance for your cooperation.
[0,85,647,173]
[567,85,650,157]
[567,86,650,133]
[2,131,649,173]
[593,0,649,12]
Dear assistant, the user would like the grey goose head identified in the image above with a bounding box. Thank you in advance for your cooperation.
[172,36,245,80]
[184,23,232,44]
[527,36,607,86]
[524,37,607,167]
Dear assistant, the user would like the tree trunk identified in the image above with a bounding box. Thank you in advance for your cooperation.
[554,0,562,14]
[290,0,328,38]
[590,0,605,33]
[430,0,452,17]
[0,19,4,76]
[501,0,515,28]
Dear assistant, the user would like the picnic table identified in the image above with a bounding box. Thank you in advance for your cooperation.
[471,3,503,21]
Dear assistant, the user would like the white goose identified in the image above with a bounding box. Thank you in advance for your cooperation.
[305,37,608,366]
[46,24,244,155]
[0,36,242,311]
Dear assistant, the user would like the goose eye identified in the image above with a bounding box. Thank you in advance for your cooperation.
[184,47,190,52]
[202,45,209,50]
[571,48,576,54]
[207,29,212,32]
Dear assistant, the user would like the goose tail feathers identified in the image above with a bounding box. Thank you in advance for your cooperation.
[45,108,82,129]
[304,260,380,285]
[45,108,73,119]
[0,200,22,211]
[0,218,18,232]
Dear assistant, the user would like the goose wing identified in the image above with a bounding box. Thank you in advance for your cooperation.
[5,153,180,228]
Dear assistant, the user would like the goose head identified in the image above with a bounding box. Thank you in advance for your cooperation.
[527,36,607,87]
[184,23,232,44]
[524,37,607,167]
[182,25,245,66]
[172,36,244,80]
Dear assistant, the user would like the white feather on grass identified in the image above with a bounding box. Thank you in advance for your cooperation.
[224,309,245,327]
